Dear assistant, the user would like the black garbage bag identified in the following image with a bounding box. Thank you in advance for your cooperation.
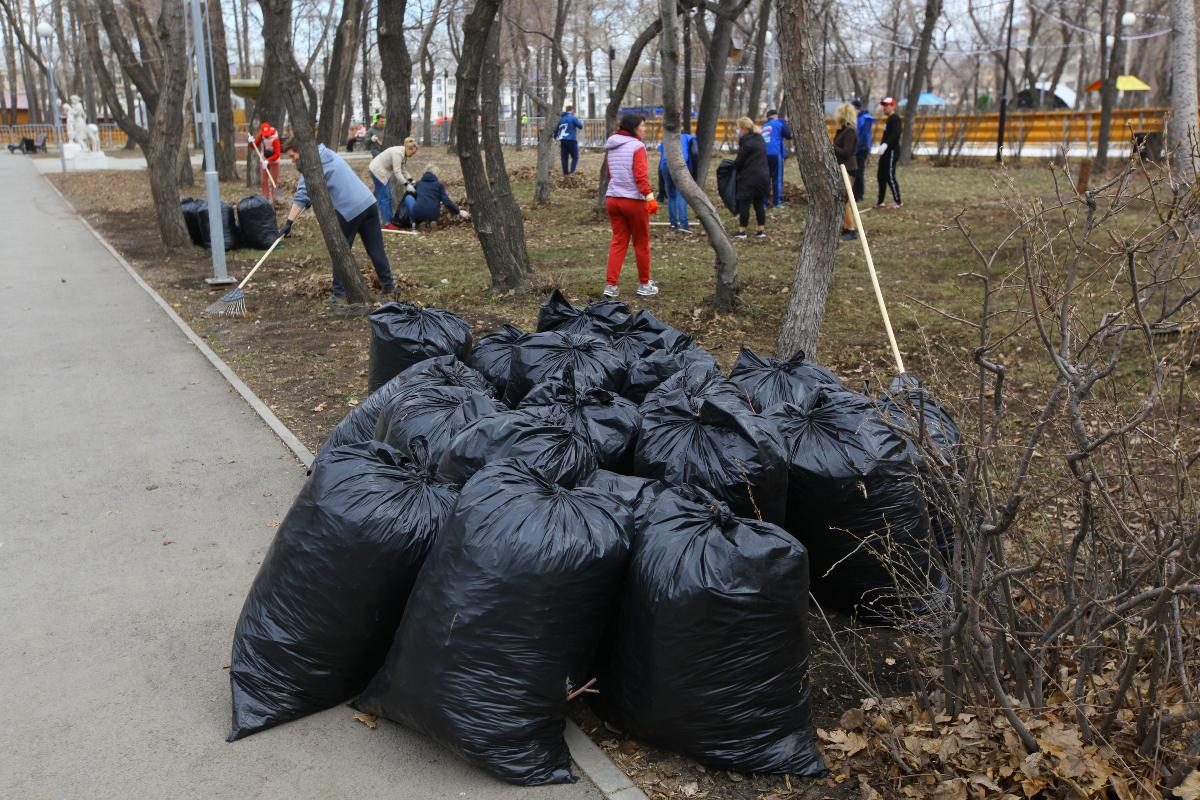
[767,387,944,619]
[716,159,738,215]
[634,392,788,524]
[536,289,630,337]
[505,331,627,406]
[437,409,598,487]
[613,309,693,355]
[315,356,494,465]
[353,459,631,785]
[236,194,279,249]
[596,485,825,776]
[582,470,665,534]
[621,345,718,405]
[468,324,527,399]
[375,385,500,464]
[367,303,473,394]
[729,347,843,413]
[519,368,641,471]
[197,199,238,251]
[878,373,963,470]
[641,359,751,414]
[180,197,205,247]
[228,439,459,741]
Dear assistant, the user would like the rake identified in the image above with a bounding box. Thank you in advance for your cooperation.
[202,232,286,318]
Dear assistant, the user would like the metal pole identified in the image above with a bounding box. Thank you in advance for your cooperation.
[42,33,66,173]
[191,0,232,285]
[995,0,1016,163]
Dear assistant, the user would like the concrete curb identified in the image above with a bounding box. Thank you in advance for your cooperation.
[41,169,647,800]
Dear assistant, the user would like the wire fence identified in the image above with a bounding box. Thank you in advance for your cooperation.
[0,123,131,149]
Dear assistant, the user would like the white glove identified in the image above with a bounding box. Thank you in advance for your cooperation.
[459,209,471,220]
[405,181,416,195]
[644,193,654,201]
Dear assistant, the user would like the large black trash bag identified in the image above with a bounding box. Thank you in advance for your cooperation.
[367,303,473,393]
[180,197,205,246]
[375,384,500,464]
[236,194,279,249]
[716,159,738,215]
[197,199,238,251]
[354,459,631,785]
[536,288,630,337]
[582,470,665,533]
[315,355,493,465]
[612,309,693,356]
[597,485,826,776]
[519,368,641,471]
[505,331,627,406]
[467,324,526,399]
[729,347,843,413]
[437,409,598,487]
[767,387,943,619]
[641,359,751,414]
[621,345,718,404]
[878,373,963,470]
[634,391,788,524]
[228,439,458,741]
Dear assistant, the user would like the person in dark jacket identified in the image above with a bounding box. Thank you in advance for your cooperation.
[732,117,770,239]
[876,97,902,208]
[556,106,584,175]
[851,99,875,202]
[832,103,860,241]
[401,168,471,229]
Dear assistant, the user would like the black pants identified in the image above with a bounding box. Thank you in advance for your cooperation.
[331,205,394,296]
[737,195,767,228]
[560,140,579,174]
[852,151,869,201]
[877,148,901,205]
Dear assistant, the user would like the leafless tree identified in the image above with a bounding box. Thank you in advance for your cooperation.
[377,0,413,143]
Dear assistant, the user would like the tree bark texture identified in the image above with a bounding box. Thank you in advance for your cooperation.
[378,0,413,143]
[259,0,373,305]
[533,0,571,205]
[454,0,535,292]
[1095,0,1127,171]
[774,0,843,358]
[1167,0,1198,184]
[317,0,365,146]
[207,0,239,181]
[900,0,941,160]
[254,0,289,130]
[746,0,772,116]
[659,0,739,311]
[693,0,746,186]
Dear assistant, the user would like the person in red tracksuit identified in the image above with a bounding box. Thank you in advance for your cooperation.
[603,113,659,298]
[252,121,282,202]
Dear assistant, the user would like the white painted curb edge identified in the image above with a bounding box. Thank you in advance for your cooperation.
[41,168,647,800]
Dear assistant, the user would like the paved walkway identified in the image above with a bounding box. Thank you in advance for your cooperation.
[0,156,604,798]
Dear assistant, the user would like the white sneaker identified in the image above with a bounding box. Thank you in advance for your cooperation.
[636,280,659,297]
[603,284,619,298]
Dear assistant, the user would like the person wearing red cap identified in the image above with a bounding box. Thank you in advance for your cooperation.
[252,122,282,202]
[875,98,902,209]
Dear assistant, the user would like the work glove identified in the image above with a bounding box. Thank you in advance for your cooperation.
[280,219,294,238]
[405,181,416,195]
[646,197,659,215]
[459,209,471,220]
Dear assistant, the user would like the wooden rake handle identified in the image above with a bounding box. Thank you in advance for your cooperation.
[236,208,304,290]
[839,164,905,375]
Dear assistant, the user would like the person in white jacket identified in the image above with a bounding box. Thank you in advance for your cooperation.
[368,138,418,229]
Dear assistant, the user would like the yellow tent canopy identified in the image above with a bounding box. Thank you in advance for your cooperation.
[1084,75,1152,92]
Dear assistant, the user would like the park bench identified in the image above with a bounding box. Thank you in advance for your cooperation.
[7,134,48,155]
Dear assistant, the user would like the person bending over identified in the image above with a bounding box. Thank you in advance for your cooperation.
[402,167,471,229]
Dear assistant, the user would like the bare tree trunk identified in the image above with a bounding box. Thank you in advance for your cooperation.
[660,0,739,310]
[240,0,251,79]
[361,0,372,124]
[259,0,373,305]
[693,0,750,185]
[208,0,239,180]
[533,0,571,205]
[1167,0,1198,183]
[148,3,191,248]
[682,11,693,133]
[901,0,942,160]
[316,0,364,145]
[255,0,289,131]
[454,0,535,291]
[378,0,413,143]
[596,19,662,208]
[422,53,435,145]
[746,0,772,116]
[774,0,843,357]
[2,13,19,126]
[1095,0,1127,171]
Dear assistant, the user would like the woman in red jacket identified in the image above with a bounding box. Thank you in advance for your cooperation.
[252,122,282,202]
[603,113,658,298]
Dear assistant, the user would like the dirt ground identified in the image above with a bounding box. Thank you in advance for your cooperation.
[51,149,1069,800]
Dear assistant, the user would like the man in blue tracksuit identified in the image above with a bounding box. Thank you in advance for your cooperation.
[852,99,875,203]
[556,105,584,175]
[761,109,793,208]
[657,131,698,231]
[280,140,394,303]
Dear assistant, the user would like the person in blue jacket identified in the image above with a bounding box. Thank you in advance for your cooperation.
[761,109,793,208]
[401,168,471,229]
[851,99,875,203]
[280,140,394,304]
[556,105,584,175]
[657,132,698,231]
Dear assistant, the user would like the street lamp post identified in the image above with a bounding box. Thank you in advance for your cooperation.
[608,47,615,104]
[36,21,66,174]
[189,0,231,284]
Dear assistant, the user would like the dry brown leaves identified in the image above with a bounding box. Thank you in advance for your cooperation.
[282,267,418,299]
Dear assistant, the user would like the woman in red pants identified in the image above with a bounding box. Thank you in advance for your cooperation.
[603,114,658,298]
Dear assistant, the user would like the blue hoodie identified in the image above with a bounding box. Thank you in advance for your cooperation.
[658,133,697,176]
[762,117,793,158]
[855,109,876,155]
[292,143,376,221]
[556,112,583,142]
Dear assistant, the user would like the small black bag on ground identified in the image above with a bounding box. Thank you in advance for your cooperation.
[375,385,500,464]
[437,409,598,487]
[621,345,718,404]
[536,289,630,337]
[354,459,631,786]
[597,485,826,776]
[519,368,641,471]
[716,159,738,215]
[505,331,627,406]
[468,324,527,399]
[634,391,788,524]
[768,387,944,619]
[228,439,458,741]
[315,356,493,465]
[197,199,238,251]
[641,360,751,414]
[729,347,843,412]
[235,194,279,249]
[180,197,205,246]
[367,303,473,394]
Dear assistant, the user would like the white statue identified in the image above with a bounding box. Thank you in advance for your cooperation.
[85,123,100,153]
[62,100,76,144]
[68,96,87,148]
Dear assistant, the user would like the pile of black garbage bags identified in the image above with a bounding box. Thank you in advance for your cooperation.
[227,290,961,786]
[181,194,279,250]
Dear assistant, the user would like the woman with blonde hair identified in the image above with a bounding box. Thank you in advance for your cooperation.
[832,103,859,240]
[369,136,419,230]
[732,116,770,239]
